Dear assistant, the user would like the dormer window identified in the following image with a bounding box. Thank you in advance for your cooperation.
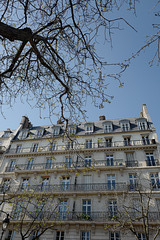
[102,121,113,133]
[85,123,94,134]
[120,120,130,132]
[52,126,60,135]
[19,130,28,139]
[37,128,44,137]
[136,118,148,130]
[68,125,77,135]
[3,131,11,138]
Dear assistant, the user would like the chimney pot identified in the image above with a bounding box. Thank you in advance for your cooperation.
[99,115,106,121]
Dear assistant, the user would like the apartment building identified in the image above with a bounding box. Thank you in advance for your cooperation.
[0,104,159,240]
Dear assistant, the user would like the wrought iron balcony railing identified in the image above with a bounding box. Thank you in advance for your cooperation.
[5,159,126,172]
[5,159,159,173]
[0,182,128,194]
[10,211,160,222]
[6,139,157,154]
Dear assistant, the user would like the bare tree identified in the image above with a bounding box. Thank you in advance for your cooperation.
[105,177,160,240]
[0,191,60,240]
[0,0,142,122]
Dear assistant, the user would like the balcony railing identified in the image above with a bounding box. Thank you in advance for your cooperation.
[5,159,125,172]
[10,211,160,222]
[0,183,128,194]
[6,139,157,154]
[125,161,138,167]
[145,159,160,166]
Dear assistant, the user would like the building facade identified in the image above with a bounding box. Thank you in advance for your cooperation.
[0,104,159,240]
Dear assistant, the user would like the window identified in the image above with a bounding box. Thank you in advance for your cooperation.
[21,178,29,191]
[110,232,120,240]
[106,138,112,147]
[41,177,49,191]
[61,177,70,191]
[13,201,23,220]
[84,175,92,191]
[3,131,10,137]
[85,140,92,149]
[138,121,147,130]
[56,231,64,240]
[82,200,91,218]
[150,173,160,189]
[66,141,73,150]
[69,125,77,135]
[124,137,131,146]
[45,158,52,169]
[65,157,71,168]
[30,231,39,240]
[142,136,149,145]
[36,200,45,220]
[104,124,113,133]
[146,153,155,166]
[37,129,44,137]
[1,179,10,193]
[20,130,28,139]
[126,153,136,167]
[59,200,67,220]
[85,124,94,133]
[133,199,141,216]
[32,143,38,152]
[49,142,56,151]
[85,156,92,167]
[8,160,16,172]
[137,233,146,240]
[108,200,117,219]
[26,158,34,170]
[16,145,22,153]
[106,155,114,166]
[122,123,130,131]
[129,174,137,191]
[107,175,115,190]
[7,230,15,240]
[52,126,60,135]
[81,232,90,240]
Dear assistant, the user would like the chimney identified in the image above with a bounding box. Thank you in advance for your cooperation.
[99,115,106,121]
[20,116,32,129]
[57,119,64,124]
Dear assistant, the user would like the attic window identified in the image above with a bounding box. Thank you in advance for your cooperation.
[37,129,44,137]
[85,123,94,133]
[136,118,148,130]
[52,126,60,135]
[19,130,28,139]
[102,121,113,133]
[68,125,77,135]
[3,131,10,138]
[120,120,130,132]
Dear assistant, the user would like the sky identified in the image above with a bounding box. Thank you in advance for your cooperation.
[0,1,160,139]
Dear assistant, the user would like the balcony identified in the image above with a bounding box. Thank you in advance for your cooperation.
[6,139,157,155]
[5,159,125,172]
[10,211,160,222]
[1,182,127,194]
[145,159,159,166]
[125,161,138,167]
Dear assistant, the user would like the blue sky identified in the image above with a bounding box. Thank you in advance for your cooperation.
[0,1,160,139]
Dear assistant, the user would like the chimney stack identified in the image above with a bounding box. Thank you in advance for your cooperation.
[99,115,106,121]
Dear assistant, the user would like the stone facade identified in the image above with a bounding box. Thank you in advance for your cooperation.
[0,104,159,240]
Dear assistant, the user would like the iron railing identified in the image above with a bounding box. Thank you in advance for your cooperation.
[0,183,128,194]
[5,159,125,172]
[10,211,160,222]
[6,139,157,154]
